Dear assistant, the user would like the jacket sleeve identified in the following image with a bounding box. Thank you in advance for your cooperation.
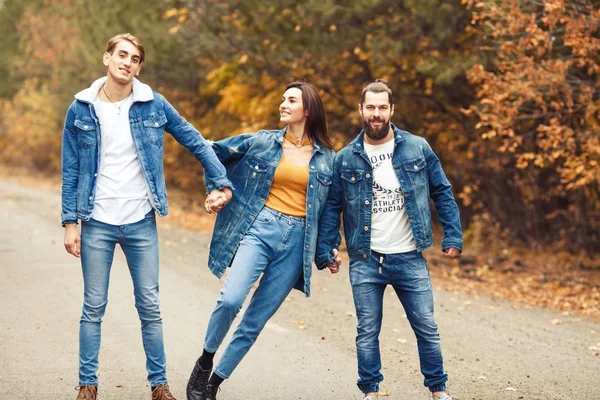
[203,132,257,192]
[315,153,344,268]
[424,141,463,252]
[160,94,233,193]
[61,105,79,226]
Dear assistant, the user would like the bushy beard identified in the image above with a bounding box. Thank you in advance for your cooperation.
[363,117,391,141]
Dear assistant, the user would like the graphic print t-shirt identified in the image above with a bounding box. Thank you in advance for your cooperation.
[364,139,417,254]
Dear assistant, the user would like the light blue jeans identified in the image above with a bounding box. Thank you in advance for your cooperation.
[78,211,167,387]
[203,206,305,379]
[350,250,448,394]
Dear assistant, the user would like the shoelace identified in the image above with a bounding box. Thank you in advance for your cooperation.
[75,386,95,400]
[152,384,175,400]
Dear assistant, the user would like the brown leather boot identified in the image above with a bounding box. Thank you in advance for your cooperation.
[151,384,177,400]
[76,385,97,400]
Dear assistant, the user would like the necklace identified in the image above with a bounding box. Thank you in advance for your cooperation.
[102,86,131,115]
[284,132,313,148]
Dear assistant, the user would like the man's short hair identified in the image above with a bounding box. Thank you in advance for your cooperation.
[360,79,393,105]
[106,33,145,63]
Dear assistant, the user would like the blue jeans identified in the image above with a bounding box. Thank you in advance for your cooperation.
[349,250,448,394]
[79,212,167,387]
[203,206,305,379]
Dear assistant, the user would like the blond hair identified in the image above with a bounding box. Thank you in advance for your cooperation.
[106,33,145,63]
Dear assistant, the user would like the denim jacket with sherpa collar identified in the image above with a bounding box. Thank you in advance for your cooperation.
[205,128,335,296]
[316,124,463,267]
[61,77,232,226]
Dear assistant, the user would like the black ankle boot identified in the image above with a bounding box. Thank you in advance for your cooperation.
[186,358,211,400]
[204,384,219,400]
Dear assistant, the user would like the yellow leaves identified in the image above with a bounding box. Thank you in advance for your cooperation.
[164,8,188,34]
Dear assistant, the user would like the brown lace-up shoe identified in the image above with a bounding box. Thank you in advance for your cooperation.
[76,385,97,400]
[151,384,177,400]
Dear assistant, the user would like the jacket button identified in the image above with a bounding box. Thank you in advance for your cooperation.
[255,165,259,170]
[363,254,367,259]
[311,165,315,169]
[310,184,314,189]
[414,165,418,170]
[308,204,312,208]
[364,226,369,231]
[88,196,93,201]
[94,173,98,177]
[365,200,370,205]
[155,122,159,127]
[83,125,89,129]
[307,223,310,228]
[366,173,371,178]
[351,176,355,182]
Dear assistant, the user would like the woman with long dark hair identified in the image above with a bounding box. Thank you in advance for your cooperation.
[186,82,340,400]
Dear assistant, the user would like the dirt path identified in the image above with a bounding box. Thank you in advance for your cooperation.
[0,178,598,399]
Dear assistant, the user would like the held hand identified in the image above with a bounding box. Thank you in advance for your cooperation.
[205,188,232,214]
[64,224,81,258]
[443,247,461,258]
[326,248,342,274]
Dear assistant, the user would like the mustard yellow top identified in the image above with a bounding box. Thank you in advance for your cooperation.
[265,156,309,217]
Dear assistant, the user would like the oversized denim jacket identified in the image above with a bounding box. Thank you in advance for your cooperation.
[61,77,232,226]
[316,124,463,266]
[205,128,335,297]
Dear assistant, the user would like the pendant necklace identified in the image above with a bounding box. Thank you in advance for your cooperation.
[102,86,131,115]
[284,132,312,148]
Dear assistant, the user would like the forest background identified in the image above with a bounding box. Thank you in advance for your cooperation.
[0,0,598,315]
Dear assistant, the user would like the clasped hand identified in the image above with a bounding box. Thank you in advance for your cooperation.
[205,187,233,214]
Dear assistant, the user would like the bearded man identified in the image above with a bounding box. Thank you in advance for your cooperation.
[316,79,462,400]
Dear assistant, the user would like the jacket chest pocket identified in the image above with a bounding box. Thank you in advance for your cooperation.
[245,156,269,180]
[315,172,332,203]
[403,157,427,188]
[142,112,167,146]
[74,119,97,148]
[340,169,363,200]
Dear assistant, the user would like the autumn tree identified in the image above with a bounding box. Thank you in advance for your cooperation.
[463,0,600,254]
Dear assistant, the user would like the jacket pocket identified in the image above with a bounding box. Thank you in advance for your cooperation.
[316,172,332,203]
[245,156,269,174]
[74,119,96,148]
[142,112,167,146]
[340,169,363,200]
[403,157,427,187]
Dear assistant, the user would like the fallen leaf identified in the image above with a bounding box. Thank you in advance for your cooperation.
[346,311,355,317]
[550,319,562,325]
[379,389,390,396]
[505,387,517,391]
[396,338,408,344]
[478,376,487,380]
[291,320,304,325]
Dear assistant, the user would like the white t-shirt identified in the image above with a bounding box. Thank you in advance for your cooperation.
[90,94,153,226]
[364,139,417,254]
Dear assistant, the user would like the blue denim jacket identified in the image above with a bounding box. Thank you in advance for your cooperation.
[316,124,463,266]
[205,128,335,296]
[61,77,232,226]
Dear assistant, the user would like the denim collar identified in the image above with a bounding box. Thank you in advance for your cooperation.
[350,123,406,154]
[74,77,154,105]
